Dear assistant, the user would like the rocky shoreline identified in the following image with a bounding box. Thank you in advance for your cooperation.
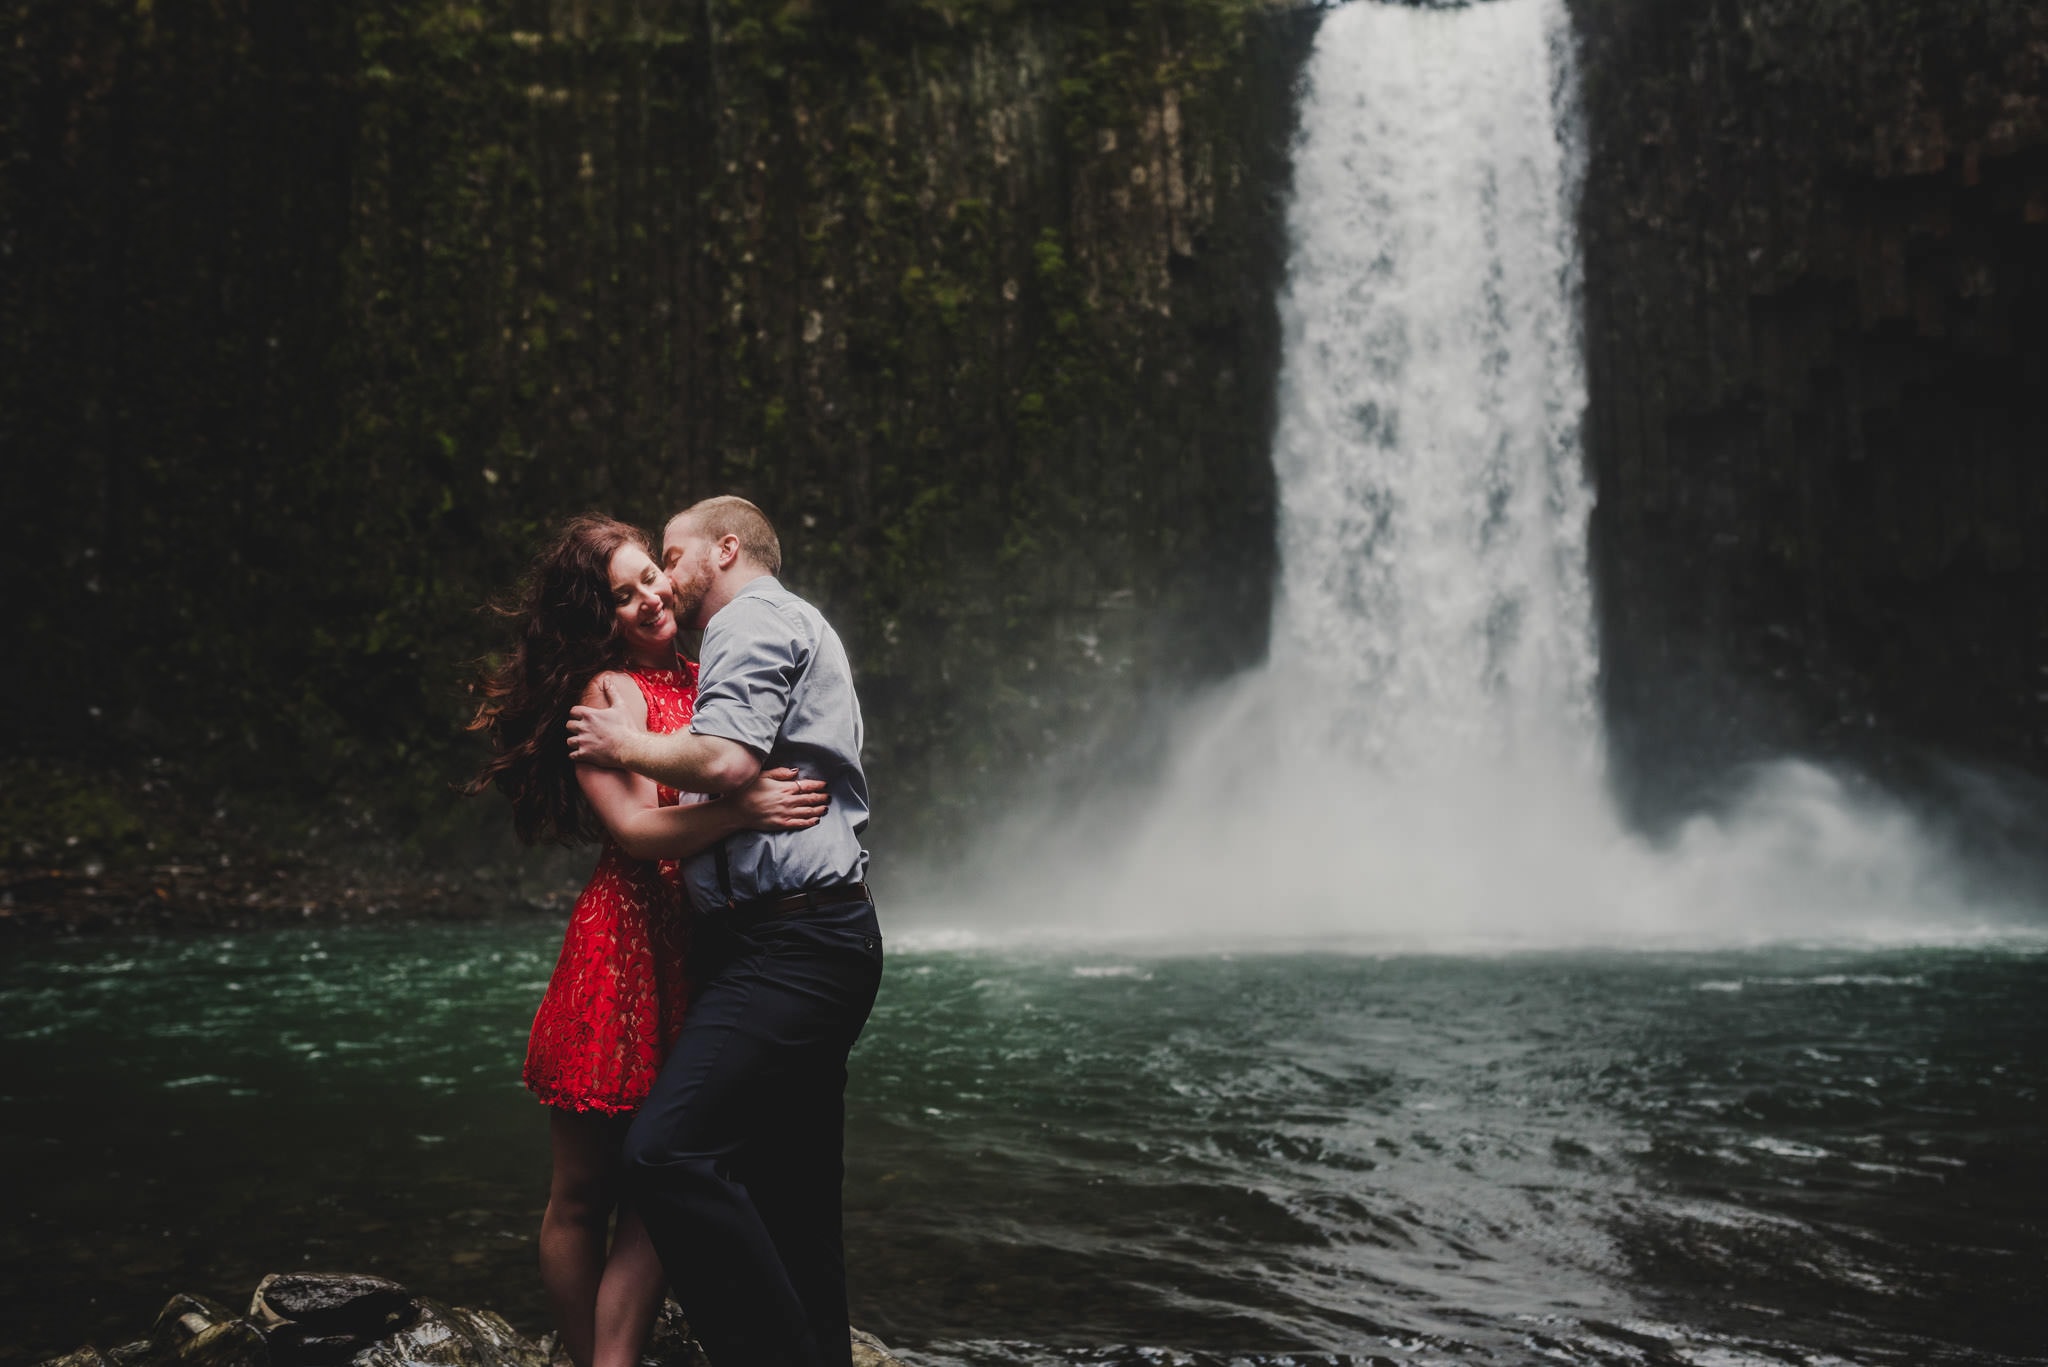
[0,857,567,940]
[35,1274,904,1367]
[0,758,586,942]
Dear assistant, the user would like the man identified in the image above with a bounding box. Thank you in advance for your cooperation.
[566,495,879,1367]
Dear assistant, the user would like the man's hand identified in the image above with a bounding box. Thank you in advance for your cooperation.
[568,674,760,791]
[567,677,648,769]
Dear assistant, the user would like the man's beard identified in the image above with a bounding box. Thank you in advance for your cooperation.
[668,558,713,627]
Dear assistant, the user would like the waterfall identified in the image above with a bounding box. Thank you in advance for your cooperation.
[1270,0,1597,778]
[921,0,2008,949]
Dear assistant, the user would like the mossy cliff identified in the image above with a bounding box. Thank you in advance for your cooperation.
[1568,0,2048,820]
[16,0,2040,896]
[0,0,1314,876]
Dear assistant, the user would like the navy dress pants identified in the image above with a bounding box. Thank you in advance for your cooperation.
[623,898,883,1367]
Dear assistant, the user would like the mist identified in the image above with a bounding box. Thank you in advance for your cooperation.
[888,0,2042,955]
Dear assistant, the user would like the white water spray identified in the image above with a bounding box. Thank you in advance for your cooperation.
[910,0,2022,950]
[1271,0,1597,779]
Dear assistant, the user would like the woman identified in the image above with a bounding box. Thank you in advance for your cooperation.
[468,514,827,1367]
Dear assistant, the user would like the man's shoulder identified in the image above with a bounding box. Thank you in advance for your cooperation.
[703,579,819,649]
[735,578,826,626]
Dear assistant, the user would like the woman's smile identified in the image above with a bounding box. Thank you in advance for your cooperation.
[608,544,680,665]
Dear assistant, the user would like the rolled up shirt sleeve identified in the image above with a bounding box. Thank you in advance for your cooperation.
[688,596,806,756]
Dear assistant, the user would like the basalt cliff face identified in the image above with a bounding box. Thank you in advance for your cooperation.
[7,0,2046,888]
[0,0,1313,869]
[1569,0,2048,822]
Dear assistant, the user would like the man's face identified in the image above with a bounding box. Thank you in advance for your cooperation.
[661,517,718,629]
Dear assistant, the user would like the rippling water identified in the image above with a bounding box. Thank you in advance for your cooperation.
[2,921,2042,1367]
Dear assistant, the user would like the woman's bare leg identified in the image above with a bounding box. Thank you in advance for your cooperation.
[540,1109,617,1367]
[590,1206,667,1367]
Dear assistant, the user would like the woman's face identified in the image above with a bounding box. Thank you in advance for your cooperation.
[607,543,677,663]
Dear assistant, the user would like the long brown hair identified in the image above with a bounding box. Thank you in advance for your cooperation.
[466,514,654,845]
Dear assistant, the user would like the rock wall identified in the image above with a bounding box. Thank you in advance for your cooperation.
[1569,0,2048,821]
[0,0,1314,868]
[29,0,2041,875]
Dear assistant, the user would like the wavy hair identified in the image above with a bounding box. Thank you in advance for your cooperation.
[465,514,652,845]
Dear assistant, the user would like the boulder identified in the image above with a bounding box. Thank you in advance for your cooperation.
[251,1275,415,1339]
[345,1300,544,1367]
[249,1272,420,1367]
[143,1294,268,1367]
[37,1351,107,1367]
[151,1295,236,1354]
[849,1328,905,1367]
[32,1275,905,1367]
[267,1331,365,1367]
[179,1322,269,1367]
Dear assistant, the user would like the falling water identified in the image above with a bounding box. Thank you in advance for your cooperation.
[1270,0,1597,780]
[918,0,2023,950]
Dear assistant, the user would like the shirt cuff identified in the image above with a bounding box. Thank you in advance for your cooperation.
[688,712,774,757]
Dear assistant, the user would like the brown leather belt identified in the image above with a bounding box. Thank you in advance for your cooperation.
[723,880,874,925]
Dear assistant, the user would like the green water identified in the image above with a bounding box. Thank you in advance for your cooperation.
[3,922,2044,1366]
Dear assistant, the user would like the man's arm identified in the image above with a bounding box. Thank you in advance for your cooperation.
[572,677,825,852]
[568,678,763,792]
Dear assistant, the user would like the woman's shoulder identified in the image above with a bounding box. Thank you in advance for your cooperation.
[580,670,650,715]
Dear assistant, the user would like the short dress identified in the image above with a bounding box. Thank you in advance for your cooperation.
[523,662,700,1114]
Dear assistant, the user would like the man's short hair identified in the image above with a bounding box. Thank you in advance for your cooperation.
[673,495,782,574]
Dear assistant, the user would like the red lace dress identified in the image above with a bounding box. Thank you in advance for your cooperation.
[524,662,700,1114]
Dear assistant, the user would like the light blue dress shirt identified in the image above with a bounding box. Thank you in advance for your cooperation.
[682,576,871,912]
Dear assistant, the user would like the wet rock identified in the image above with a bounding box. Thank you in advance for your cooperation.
[251,1273,419,1366]
[251,1274,415,1339]
[346,1300,544,1367]
[2,0,1316,866]
[1570,0,2048,823]
[38,1351,107,1367]
[142,1294,268,1367]
[36,1275,903,1367]
[638,1299,707,1367]
[849,1327,907,1367]
[179,1320,269,1367]
[269,1331,366,1367]
[152,1295,236,1354]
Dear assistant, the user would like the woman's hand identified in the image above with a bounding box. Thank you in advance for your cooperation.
[731,767,830,832]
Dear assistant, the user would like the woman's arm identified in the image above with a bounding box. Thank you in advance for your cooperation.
[574,674,826,861]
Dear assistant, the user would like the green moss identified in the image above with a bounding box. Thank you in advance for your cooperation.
[1,0,1309,867]
[0,761,156,868]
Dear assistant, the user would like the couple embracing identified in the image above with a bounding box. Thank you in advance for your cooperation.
[469,496,880,1367]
